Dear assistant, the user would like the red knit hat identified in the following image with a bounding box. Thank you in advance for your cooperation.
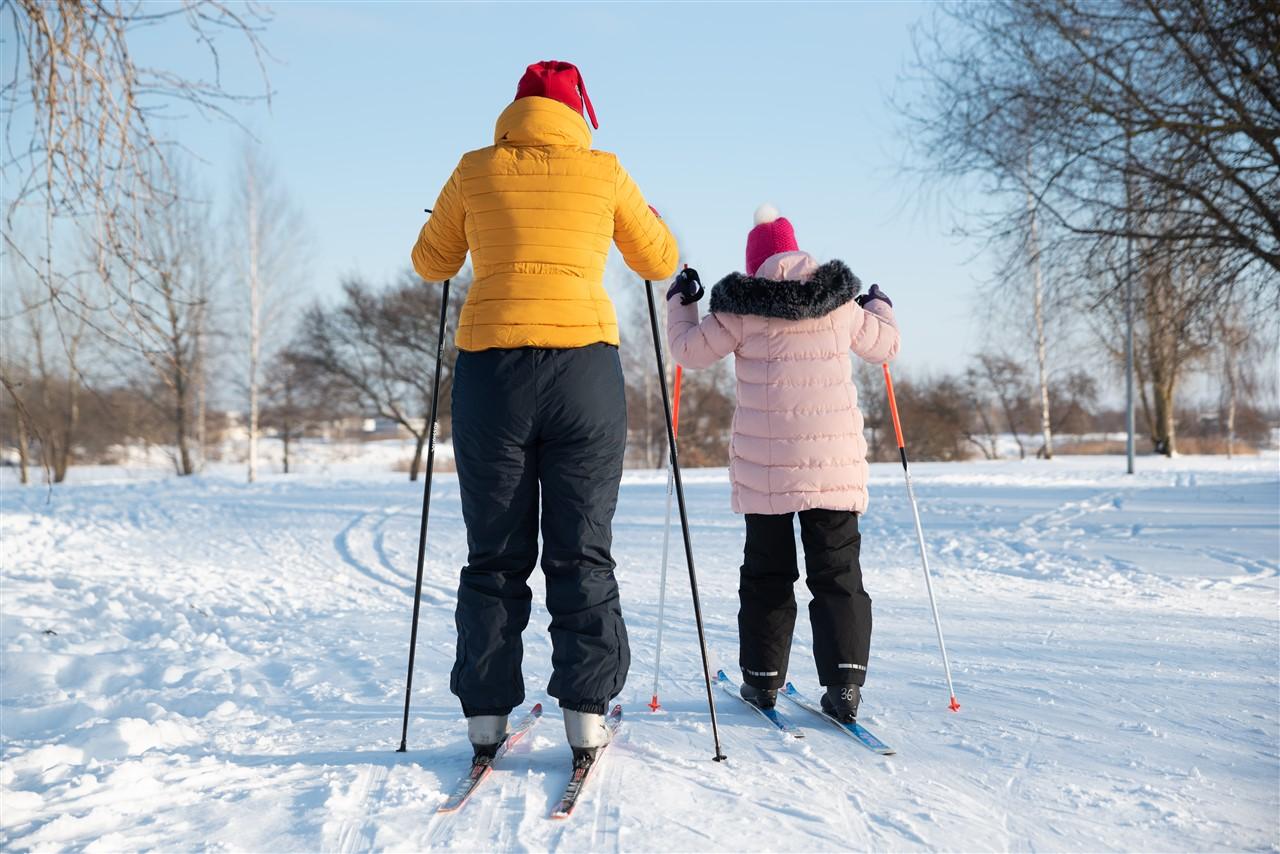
[515,60,598,129]
[745,204,798,276]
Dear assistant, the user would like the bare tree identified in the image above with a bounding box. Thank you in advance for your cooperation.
[104,167,217,475]
[1049,369,1099,438]
[963,352,1034,459]
[228,143,303,482]
[882,373,974,463]
[1089,239,1217,455]
[6,271,93,482]
[2,0,272,480]
[990,353,1033,458]
[288,272,468,481]
[13,395,31,483]
[957,375,1000,461]
[193,303,211,468]
[260,350,334,475]
[1216,311,1261,459]
[1025,156,1054,458]
[0,365,35,483]
[246,162,262,482]
[902,0,1280,293]
[2,1,272,289]
[901,0,1278,460]
[1,281,35,483]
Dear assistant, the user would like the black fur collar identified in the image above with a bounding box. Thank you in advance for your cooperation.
[708,260,861,320]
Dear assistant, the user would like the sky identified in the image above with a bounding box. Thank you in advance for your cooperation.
[128,2,994,374]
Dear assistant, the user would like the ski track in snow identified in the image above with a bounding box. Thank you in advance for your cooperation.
[2,455,1278,851]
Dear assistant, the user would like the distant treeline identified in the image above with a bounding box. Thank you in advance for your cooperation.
[4,271,1273,478]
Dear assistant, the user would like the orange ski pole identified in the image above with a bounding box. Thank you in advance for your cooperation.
[649,364,682,712]
[883,363,960,712]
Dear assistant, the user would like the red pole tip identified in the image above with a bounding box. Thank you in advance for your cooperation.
[648,695,661,712]
[948,696,961,712]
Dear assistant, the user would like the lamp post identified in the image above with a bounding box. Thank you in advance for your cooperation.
[1124,124,1136,475]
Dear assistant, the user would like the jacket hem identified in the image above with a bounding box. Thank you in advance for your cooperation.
[558,699,609,714]
[461,703,517,718]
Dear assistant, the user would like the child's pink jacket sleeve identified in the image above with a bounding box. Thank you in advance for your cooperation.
[849,300,901,364]
[666,297,742,369]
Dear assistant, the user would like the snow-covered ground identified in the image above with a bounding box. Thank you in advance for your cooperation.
[2,454,1277,851]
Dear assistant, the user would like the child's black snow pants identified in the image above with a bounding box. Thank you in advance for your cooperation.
[449,343,630,717]
[739,509,871,690]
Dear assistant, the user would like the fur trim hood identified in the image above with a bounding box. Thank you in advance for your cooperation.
[708,259,861,321]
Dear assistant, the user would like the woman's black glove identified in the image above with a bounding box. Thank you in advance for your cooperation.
[855,283,893,309]
[666,267,704,305]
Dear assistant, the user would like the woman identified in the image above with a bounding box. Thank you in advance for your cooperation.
[411,60,678,761]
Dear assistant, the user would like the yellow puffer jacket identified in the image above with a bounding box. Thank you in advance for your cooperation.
[411,96,680,351]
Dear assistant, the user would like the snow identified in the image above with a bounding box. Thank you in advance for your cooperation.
[2,454,1277,851]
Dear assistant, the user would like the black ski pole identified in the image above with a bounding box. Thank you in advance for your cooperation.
[644,279,727,762]
[397,277,451,753]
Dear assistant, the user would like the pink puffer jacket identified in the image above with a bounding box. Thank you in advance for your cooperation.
[667,251,900,515]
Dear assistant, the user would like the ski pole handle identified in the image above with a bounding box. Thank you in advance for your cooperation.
[671,264,686,440]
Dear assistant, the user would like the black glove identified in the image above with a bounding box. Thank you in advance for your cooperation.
[666,267,704,306]
[855,283,893,309]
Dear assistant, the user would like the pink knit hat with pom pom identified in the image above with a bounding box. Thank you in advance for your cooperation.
[745,204,798,276]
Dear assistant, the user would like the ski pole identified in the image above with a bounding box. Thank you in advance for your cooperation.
[882,363,960,712]
[649,363,683,712]
[645,280,726,761]
[397,277,451,752]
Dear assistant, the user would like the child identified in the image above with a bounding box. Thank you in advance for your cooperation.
[665,205,900,722]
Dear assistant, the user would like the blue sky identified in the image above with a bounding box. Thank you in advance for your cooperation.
[148,1,991,373]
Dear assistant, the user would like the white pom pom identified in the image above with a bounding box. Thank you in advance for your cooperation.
[754,203,780,226]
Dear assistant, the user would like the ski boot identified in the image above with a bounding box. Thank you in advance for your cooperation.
[821,684,861,723]
[467,714,509,760]
[739,682,778,710]
[563,709,611,763]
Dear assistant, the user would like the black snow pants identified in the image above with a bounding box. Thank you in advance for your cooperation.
[739,509,871,690]
[450,343,629,717]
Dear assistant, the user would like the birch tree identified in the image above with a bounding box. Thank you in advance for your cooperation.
[107,168,217,475]
[229,144,302,482]
[1026,158,1053,459]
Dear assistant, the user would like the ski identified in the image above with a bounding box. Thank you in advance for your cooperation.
[437,702,544,813]
[715,670,804,739]
[549,705,623,820]
[781,683,895,755]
